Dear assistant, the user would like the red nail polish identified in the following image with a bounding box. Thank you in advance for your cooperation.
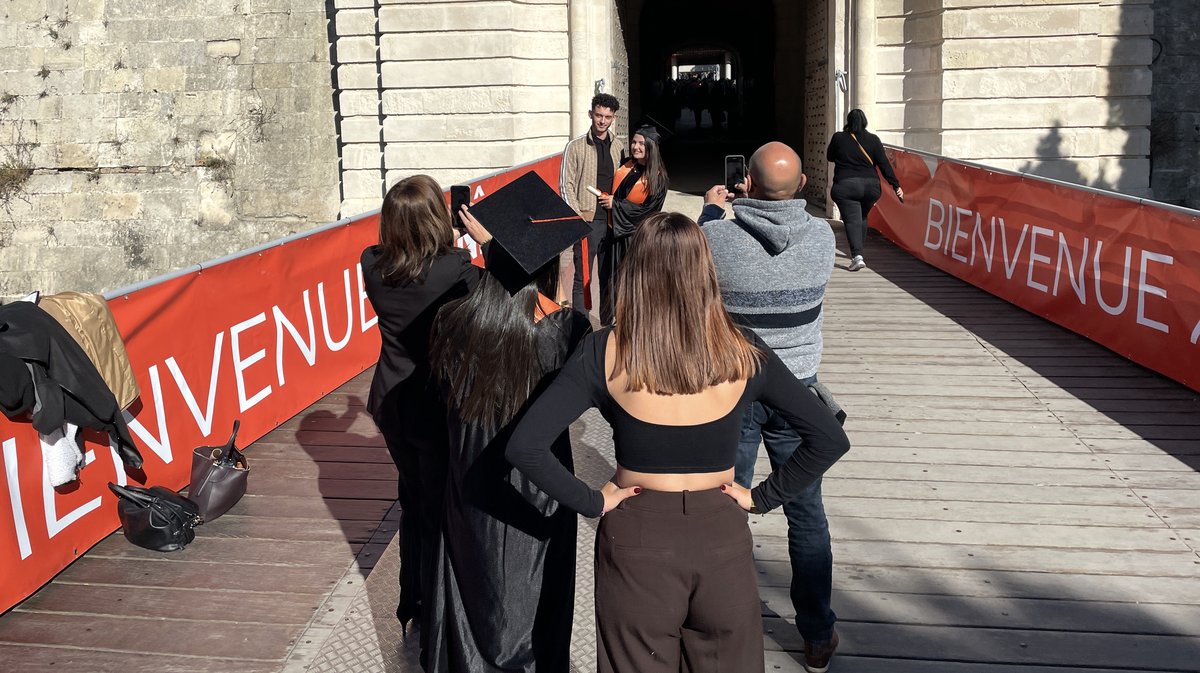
[633,487,642,494]
[720,484,727,491]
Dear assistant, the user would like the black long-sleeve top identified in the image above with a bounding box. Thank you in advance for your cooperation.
[826,129,901,190]
[505,328,851,518]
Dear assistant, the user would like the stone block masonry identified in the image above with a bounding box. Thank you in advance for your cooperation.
[0,0,341,299]
[329,0,573,218]
[871,0,1155,197]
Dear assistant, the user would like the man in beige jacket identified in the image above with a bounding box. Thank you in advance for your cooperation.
[559,93,624,315]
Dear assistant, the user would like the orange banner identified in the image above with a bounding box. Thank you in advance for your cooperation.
[0,155,563,613]
[871,148,1200,392]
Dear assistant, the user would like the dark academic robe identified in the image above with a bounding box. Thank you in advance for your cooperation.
[600,160,667,323]
[426,307,592,673]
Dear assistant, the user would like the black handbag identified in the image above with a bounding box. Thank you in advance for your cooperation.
[108,483,202,552]
[189,420,249,521]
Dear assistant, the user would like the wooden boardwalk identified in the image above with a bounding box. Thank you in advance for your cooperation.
[2,223,1200,672]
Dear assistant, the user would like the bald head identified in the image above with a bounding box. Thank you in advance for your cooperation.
[747,142,805,201]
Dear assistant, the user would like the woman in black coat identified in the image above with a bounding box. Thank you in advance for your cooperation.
[360,175,482,642]
[827,109,903,272]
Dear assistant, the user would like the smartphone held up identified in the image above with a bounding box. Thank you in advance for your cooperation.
[450,184,471,231]
[724,155,746,193]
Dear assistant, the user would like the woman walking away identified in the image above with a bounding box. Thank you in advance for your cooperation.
[506,212,852,672]
[360,175,482,651]
[597,125,668,325]
[826,109,903,271]
[427,173,593,673]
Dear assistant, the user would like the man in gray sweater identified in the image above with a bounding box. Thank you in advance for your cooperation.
[699,142,841,673]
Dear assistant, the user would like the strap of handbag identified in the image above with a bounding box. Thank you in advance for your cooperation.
[216,420,243,466]
[850,133,874,166]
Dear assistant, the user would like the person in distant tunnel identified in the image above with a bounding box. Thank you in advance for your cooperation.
[597,125,669,325]
[827,109,903,272]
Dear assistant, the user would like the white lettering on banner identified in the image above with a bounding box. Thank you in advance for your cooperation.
[318,270,353,352]
[356,264,378,332]
[924,199,945,250]
[165,332,224,438]
[1191,320,1200,345]
[230,312,272,412]
[1026,226,1054,293]
[1137,251,1173,334]
[917,200,1177,335]
[125,365,173,464]
[274,291,318,386]
[473,185,485,201]
[1000,222,1029,281]
[950,208,971,263]
[43,448,101,537]
[108,438,128,487]
[3,438,33,560]
[1094,241,1132,316]
[1054,233,1088,304]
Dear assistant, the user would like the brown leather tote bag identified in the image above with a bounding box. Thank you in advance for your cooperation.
[189,421,249,521]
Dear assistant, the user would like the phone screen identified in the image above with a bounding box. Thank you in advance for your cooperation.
[724,155,746,192]
[450,185,470,230]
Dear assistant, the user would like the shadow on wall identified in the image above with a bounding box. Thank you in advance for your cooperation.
[1017,123,1110,192]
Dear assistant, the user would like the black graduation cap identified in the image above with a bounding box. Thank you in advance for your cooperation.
[633,116,673,144]
[467,171,591,293]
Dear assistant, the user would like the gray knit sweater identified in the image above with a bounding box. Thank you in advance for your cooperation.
[699,198,834,379]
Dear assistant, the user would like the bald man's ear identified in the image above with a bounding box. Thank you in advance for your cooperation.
[796,173,808,195]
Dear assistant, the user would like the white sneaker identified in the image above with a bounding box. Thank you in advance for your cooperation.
[848,255,866,271]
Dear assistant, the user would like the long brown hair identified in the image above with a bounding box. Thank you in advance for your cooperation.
[611,212,760,394]
[377,175,455,285]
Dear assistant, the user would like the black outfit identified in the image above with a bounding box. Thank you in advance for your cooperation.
[826,129,900,259]
[505,328,849,671]
[426,309,591,673]
[0,301,142,469]
[573,131,616,312]
[360,246,481,635]
[598,164,667,325]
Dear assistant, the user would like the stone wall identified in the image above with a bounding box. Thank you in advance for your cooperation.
[1150,0,1200,209]
[331,0,573,217]
[871,0,1153,197]
[0,0,341,298]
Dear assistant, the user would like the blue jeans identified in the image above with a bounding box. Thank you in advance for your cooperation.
[735,392,837,644]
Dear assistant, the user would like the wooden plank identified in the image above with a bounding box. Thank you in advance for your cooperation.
[754,540,1200,576]
[765,651,1182,673]
[815,463,1119,488]
[247,441,393,464]
[199,515,382,544]
[16,583,322,625]
[231,494,393,521]
[263,429,386,447]
[844,432,1088,451]
[52,556,341,594]
[821,478,1137,506]
[815,497,1158,528]
[1158,509,1200,528]
[0,644,280,673]
[87,536,363,567]
[762,620,1200,669]
[1085,438,1200,455]
[836,447,1109,469]
[0,612,297,660]
[750,517,1186,552]
[235,457,397,481]
[757,587,1200,635]
[239,474,397,499]
[844,418,1077,437]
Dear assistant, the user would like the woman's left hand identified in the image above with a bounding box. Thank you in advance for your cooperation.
[460,205,492,244]
[720,482,754,511]
[598,193,614,209]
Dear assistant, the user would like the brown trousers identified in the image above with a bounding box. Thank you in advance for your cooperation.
[594,488,764,672]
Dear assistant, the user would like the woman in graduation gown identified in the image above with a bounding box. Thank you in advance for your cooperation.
[360,175,482,639]
[598,126,669,325]
[427,173,593,672]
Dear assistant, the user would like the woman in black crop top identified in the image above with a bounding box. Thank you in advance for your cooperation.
[506,212,850,672]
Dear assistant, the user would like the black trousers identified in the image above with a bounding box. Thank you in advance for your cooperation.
[595,488,763,672]
[373,371,449,646]
[572,215,607,313]
[831,176,882,258]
